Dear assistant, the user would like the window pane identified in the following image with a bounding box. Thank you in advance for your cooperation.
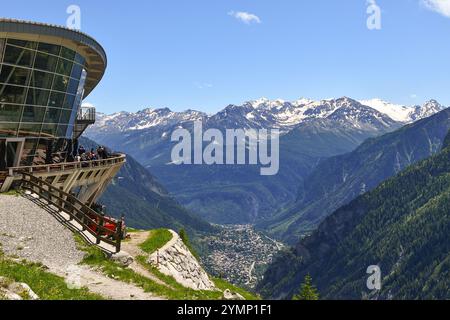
[38,43,60,56]
[61,47,76,60]
[48,92,65,107]
[41,124,58,137]
[0,122,19,137]
[52,75,69,92]
[59,109,72,124]
[56,58,73,76]
[63,94,75,109]
[26,88,50,106]
[0,84,27,104]
[70,63,83,80]
[7,39,37,50]
[0,104,22,122]
[34,52,57,72]
[0,65,31,86]
[3,45,35,67]
[20,139,38,165]
[56,125,68,137]
[31,70,54,89]
[67,78,79,95]
[22,105,46,123]
[0,65,13,83]
[0,39,5,62]
[35,139,48,160]
[44,107,61,123]
[19,123,42,137]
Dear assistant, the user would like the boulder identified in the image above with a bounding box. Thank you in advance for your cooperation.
[110,251,134,267]
[223,289,245,300]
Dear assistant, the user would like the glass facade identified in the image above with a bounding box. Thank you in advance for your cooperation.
[0,38,87,166]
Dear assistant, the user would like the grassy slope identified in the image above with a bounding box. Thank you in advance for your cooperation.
[140,229,173,254]
[76,232,258,300]
[0,250,102,300]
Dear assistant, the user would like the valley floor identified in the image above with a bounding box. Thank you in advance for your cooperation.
[200,225,284,289]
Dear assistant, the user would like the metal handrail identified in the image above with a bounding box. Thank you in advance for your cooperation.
[8,153,126,176]
[77,106,96,122]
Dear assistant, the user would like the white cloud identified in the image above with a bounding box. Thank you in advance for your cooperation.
[228,11,261,24]
[194,82,213,89]
[410,94,418,99]
[422,0,450,18]
[81,102,95,108]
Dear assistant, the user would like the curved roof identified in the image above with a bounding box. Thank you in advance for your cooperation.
[0,18,107,98]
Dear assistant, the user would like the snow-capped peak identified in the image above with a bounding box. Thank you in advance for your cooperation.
[292,98,315,107]
[360,98,447,123]
[359,99,411,122]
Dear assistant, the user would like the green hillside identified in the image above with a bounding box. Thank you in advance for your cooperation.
[258,131,450,299]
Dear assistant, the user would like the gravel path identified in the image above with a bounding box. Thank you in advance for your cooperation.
[0,194,84,272]
[0,194,163,300]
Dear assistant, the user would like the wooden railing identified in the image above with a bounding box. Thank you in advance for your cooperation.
[8,154,126,177]
[20,172,124,253]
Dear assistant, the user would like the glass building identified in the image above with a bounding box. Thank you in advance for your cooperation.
[0,19,106,169]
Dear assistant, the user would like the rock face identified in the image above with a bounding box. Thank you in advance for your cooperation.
[147,230,216,291]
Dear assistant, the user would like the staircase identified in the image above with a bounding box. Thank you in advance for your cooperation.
[18,172,124,254]
[74,106,96,139]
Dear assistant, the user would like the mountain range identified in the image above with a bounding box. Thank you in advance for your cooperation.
[85,97,446,225]
[91,97,442,135]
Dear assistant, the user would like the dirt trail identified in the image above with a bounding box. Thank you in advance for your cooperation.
[71,266,164,300]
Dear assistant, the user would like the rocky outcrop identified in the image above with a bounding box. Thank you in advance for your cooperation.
[147,230,216,291]
[0,277,40,300]
[110,251,134,267]
[223,289,245,300]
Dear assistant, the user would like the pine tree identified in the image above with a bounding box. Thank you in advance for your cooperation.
[293,274,320,300]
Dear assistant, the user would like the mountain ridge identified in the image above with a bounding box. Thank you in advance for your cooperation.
[85,97,447,225]
[259,108,450,243]
[89,97,445,135]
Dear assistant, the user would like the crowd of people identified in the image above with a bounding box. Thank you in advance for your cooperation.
[76,145,109,163]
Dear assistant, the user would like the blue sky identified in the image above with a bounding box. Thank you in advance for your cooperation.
[2,0,450,113]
